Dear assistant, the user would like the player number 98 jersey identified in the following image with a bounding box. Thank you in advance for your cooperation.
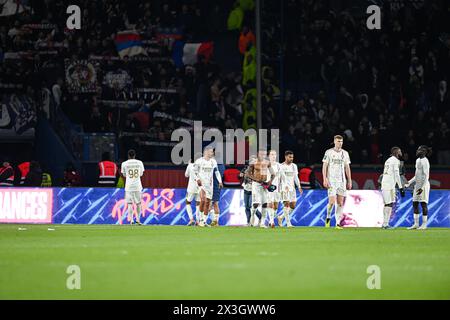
[121,159,145,191]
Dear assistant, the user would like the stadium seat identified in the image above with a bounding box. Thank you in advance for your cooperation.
[223,168,241,186]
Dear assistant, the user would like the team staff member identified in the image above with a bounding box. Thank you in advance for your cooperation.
[18,161,31,185]
[23,161,43,187]
[0,160,15,186]
[299,164,317,189]
[239,157,262,226]
[98,152,119,187]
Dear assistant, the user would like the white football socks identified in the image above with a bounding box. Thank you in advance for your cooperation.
[335,204,343,226]
[186,204,193,220]
[383,206,392,227]
[413,213,419,226]
[260,207,267,226]
[127,204,134,222]
[136,204,141,222]
[284,207,292,226]
[326,203,333,220]
[250,207,256,226]
[268,208,274,225]
[195,205,200,222]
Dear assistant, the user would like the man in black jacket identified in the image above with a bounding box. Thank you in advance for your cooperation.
[23,161,43,187]
[239,159,262,226]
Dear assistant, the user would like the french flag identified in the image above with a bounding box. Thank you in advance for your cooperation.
[114,31,147,59]
[172,41,214,67]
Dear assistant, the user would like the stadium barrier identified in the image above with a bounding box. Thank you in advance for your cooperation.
[0,188,449,227]
[79,164,450,189]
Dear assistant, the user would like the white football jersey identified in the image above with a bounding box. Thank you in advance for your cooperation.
[381,156,402,190]
[270,161,282,187]
[193,157,218,188]
[322,148,351,183]
[280,162,299,191]
[185,163,199,194]
[121,159,145,191]
[411,157,430,189]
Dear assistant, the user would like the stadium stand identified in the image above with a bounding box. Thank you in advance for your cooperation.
[259,0,450,165]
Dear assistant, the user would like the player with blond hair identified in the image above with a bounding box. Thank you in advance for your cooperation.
[193,147,223,227]
[322,135,352,229]
[267,150,283,228]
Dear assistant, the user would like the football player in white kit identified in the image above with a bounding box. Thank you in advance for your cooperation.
[267,150,283,228]
[185,156,201,226]
[405,145,430,230]
[120,149,145,225]
[278,150,302,227]
[381,147,405,229]
[322,135,352,229]
[193,147,223,227]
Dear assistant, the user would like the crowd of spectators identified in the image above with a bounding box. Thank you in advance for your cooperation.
[261,0,450,165]
[1,0,243,161]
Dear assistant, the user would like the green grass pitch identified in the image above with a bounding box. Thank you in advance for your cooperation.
[0,224,449,299]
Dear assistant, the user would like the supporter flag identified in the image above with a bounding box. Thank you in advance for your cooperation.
[172,41,214,68]
[0,0,28,16]
[114,31,147,59]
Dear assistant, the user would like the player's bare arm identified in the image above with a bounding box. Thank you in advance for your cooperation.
[215,167,223,189]
[245,163,255,181]
[294,169,303,195]
[193,163,202,186]
[345,163,352,190]
[322,162,329,188]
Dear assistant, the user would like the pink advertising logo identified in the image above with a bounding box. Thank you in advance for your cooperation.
[0,189,53,223]
[111,188,181,224]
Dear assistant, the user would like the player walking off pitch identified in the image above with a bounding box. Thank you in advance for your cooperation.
[185,157,200,226]
[322,135,352,229]
[406,145,431,230]
[278,151,302,228]
[381,147,405,229]
[267,150,283,228]
[121,149,145,225]
[193,147,223,227]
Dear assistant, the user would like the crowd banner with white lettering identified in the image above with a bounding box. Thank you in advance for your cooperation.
[21,23,56,30]
[136,88,177,94]
[65,60,98,93]
[103,69,133,91]
[0,188,449,227]
[3,51,59,60]
[89,55,171,62]
[97,100,140,108]
[153,111,194,125]
[139,141,178,147]
[0,83,24,90]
